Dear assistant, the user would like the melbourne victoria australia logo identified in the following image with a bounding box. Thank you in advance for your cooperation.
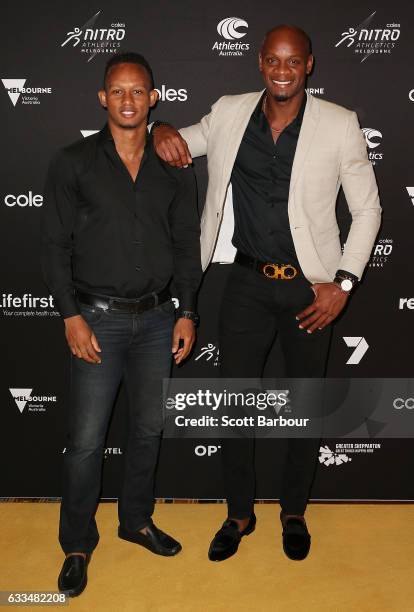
[213,17,250,56]
[9,388,57,414]
[1,293,59,318]
[61,10,126,61]
[335,11,400,62]
[406,187,414,206]
[1,79,52,106]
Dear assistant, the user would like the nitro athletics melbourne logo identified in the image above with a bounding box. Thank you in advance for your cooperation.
[335,11,400,62]
[61,10,126,62]
[212,17,250,56]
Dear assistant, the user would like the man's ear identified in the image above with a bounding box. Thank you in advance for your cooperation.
[149,88,159,108]
[98,89,107,109]
[306,54,314,75]
[258,53,263,73]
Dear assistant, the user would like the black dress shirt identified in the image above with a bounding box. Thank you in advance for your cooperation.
[231,93,306,264]
[41,125,202,318]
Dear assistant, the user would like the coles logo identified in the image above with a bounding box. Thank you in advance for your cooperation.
[155,85,188,102]
[4,192,43,207]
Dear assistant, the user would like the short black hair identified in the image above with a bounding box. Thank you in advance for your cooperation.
[103,52,154,90]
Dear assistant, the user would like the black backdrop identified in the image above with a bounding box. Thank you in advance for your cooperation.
[1,1,413,500]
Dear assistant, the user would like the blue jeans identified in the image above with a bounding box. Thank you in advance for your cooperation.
[59,299,175,554]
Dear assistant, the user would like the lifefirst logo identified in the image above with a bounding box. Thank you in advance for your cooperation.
[1,293,59,318]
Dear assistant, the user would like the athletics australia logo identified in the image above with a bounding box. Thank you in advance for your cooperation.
[334,11,401,62]
[319,445,352,467]
[212,17,250,56]
[61,11,126,62]
[361,127,383,165]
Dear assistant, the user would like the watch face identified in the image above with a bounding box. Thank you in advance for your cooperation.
[341,279,353,291]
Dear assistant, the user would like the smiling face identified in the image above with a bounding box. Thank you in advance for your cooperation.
[98,62,158,129]
[259,27,313,103]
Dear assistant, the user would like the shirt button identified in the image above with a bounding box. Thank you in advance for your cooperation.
[272,155,276,159]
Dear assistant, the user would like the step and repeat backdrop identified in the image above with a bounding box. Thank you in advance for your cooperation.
[1,1,413,500]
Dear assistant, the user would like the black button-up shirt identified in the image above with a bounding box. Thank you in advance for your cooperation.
[41,125,202,318]
[231,93,306,264]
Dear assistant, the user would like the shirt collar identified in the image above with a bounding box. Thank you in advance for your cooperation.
[254,91,307,128]
[98,123,152,147]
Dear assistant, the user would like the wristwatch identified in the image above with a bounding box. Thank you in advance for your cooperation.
[334,270,358,293]
[177,309,200,327]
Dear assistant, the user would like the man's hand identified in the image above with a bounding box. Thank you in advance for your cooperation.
[153,125,192,168]
[64,315,102,364]
[296,282,349,333]
[172,318,196,364]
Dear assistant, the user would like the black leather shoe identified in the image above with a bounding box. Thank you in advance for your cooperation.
[58,554,90,597]
[208,514,256,562]
[281,513,311,560]
[118,524,182,556]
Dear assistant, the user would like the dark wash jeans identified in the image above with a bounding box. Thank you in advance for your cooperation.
[219,262,333,518]
[59,299,175,554]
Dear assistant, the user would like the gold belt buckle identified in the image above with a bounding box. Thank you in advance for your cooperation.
[262,263,298,280]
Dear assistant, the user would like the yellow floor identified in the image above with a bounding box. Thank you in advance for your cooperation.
[1,503,413,611]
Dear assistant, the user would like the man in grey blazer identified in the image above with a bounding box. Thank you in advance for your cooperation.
[153,25,381,561]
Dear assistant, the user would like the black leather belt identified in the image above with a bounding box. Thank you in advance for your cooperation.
[235,251,299,280]
[76,287,171,314]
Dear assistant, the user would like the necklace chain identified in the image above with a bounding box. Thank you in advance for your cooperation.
[263,95,291,133]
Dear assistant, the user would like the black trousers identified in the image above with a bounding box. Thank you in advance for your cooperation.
[219,262,333,518]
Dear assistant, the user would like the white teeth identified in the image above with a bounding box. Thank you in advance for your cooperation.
[272,80,292,85]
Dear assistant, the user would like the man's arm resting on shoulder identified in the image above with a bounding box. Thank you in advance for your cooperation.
[41,152,101,364]
[152,99,219,167]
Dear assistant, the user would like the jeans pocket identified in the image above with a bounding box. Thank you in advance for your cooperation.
[79,304,105,325]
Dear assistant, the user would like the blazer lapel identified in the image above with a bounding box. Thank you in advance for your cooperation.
[221,90,265,184]
[290,93,320,194]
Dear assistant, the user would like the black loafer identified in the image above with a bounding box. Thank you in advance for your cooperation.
[281,514,311,560]
[208,514,256,562]
[118,524,182,556]
[58,553,90,597]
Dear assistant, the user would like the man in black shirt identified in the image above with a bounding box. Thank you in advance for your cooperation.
[42,52,201,597]
[153,25,380,562]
